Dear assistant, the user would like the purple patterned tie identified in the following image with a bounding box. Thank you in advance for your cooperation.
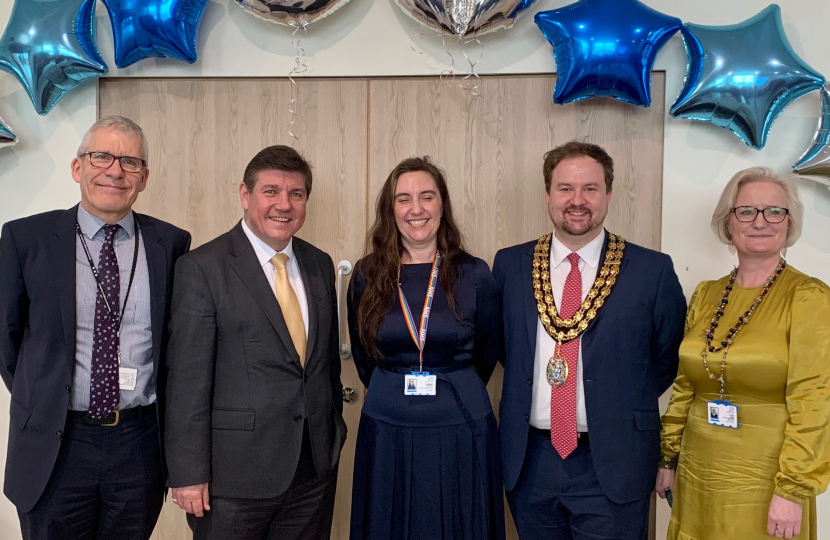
[89,224,121,419]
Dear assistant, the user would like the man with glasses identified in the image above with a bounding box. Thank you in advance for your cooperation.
[0,116,191,540]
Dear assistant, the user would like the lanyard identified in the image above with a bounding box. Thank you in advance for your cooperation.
[76,221,140,363]
[398,251,441,373]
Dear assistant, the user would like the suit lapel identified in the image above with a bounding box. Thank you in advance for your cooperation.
[51,206,79,369]
[293,239,319,367]
[581,230,613,355]
[135,213,167,376]
[522,243,538,360]
[228,223,301,366]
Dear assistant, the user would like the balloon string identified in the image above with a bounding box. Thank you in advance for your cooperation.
[439,34,457,87]
[287,21,309,141]
[459,36,483,98]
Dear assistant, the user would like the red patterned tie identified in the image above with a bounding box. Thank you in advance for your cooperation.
[550,252,582,459]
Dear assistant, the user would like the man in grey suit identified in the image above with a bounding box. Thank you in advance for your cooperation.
[164,145,346,540]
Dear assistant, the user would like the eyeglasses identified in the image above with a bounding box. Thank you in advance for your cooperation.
[732,206,789,224]
[82,151,146,173]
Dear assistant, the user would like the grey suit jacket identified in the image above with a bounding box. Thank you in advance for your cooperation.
[164,222,345,498]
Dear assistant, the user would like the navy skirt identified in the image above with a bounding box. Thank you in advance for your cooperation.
[349,367,506,540]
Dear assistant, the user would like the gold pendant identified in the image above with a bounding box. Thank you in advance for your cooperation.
[547,354,569,387]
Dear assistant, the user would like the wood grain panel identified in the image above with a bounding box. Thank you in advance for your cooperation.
[368,74,666,539]
[100,77,369,540]
[100,73,665,540]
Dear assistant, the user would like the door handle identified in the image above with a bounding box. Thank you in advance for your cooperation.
[342,387,357,403]
[336,260,353,360]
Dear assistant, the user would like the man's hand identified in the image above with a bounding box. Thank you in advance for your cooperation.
[171,483,211,517]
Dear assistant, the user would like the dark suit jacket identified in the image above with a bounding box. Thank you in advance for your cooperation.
[493,232,686,504]
[0,205,191,513]
[164,222,345,499]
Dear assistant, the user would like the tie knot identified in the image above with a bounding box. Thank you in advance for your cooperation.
[103,224,120,243]
[271,253,289,270]
[567,252,580,267]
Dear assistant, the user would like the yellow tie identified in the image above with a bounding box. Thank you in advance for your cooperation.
[271,253,306,366]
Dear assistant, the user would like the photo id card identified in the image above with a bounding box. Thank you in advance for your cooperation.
[119,367,138,391]
[707,400,738,429]
[404,372,437,396]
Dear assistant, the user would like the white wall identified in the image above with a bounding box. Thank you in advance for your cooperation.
[1,1,828,538]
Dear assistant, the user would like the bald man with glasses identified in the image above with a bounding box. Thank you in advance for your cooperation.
[0,116,191,540]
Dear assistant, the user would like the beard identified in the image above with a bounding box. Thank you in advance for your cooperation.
[553,206,606,237]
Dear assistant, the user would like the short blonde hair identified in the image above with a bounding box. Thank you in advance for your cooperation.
[710,167,803,248]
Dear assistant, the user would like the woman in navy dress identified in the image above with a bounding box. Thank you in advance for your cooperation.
[348,156,505,540]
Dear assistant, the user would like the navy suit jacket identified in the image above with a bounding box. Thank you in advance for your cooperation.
[0,205,190,512]
[493,231,686,504]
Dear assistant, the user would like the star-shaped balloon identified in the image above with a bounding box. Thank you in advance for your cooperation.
[0,114,18,148]
[0,0,107,115]
[671,5,825,150]
[101,0,210,68]
[534,0,681,107]
[793,86,830,190]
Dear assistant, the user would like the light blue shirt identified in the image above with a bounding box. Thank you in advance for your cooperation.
[71,205,154,410]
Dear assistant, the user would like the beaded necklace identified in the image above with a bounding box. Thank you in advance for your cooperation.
[701,258,786,396]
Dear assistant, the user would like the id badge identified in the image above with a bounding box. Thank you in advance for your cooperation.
[119,367,138,391]
[707,400,738,429]
[404,372,437,396]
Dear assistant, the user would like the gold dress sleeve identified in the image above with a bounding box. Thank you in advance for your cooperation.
[773,278,830,504]
[659,281,708,469]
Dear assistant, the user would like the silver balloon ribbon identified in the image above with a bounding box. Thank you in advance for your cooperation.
[459,37,483,97]
[287,21,309,141]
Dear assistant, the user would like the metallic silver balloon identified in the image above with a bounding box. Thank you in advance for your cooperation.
[793,86,830,189]
[396,0,539,37]
[233,0,353,27]
[0,115,18,149]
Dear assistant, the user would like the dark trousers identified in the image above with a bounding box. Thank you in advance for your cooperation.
[17,413,165,540]
[188,423,337,540]
[506,430,649,540]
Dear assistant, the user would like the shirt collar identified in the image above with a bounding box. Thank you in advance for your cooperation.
[550,228,605,270]
[241,218,295,268]
[76,204,136,240]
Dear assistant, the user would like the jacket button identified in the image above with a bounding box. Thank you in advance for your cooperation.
[56,430,62,439]
[65,384,71,392]
[526,378,532,386]
[294,415,303,422]
[524,414,529,421]
[303,375,308,383]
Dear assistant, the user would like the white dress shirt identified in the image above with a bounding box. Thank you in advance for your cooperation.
[241,220,309,337]
[530,229,605,432]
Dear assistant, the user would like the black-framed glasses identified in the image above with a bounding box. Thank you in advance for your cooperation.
[82,151,146,173]
[732,206,789,223]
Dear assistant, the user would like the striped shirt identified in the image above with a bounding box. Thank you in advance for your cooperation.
[71,205,154,411]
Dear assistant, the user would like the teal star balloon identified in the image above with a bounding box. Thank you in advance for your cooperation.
[0,0,107,115]
[671,5,825,150]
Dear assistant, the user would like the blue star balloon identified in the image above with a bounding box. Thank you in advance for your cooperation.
[0,114,18,148]
[101,0,210,68]
[534,0,681,107]
[671,5,825,150]
[0,0,107,115]
[793,86,830,188]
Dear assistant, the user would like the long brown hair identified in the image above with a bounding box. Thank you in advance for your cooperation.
[356,156,464,359]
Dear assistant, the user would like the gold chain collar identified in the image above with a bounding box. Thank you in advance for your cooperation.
[532,232,626,343]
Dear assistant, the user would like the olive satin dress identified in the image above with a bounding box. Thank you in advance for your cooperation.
[660,265,830,540]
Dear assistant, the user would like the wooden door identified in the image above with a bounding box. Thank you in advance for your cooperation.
[99,73,665,540]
